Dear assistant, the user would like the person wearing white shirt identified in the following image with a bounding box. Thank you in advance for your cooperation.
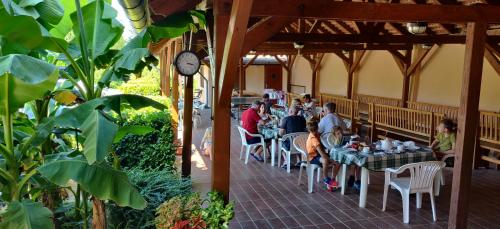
[318,102,347,134]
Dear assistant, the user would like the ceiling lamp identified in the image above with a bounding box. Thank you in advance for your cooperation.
[293,42,304,56]
[421,44,433,49]
[406,22,427,35]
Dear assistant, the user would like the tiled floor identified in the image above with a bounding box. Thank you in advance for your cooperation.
[189,111,500,228]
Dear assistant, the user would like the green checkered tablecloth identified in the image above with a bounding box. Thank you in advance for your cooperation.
[259,125,279,140]
[270,107,287,119]
[329,148,435,171]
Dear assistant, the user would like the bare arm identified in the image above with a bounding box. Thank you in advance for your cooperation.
[316,146,329,159]
[430,139,439,149]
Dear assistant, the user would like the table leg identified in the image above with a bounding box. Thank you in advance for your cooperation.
[341,164,347,195]
[359,167,369,208]
[271,140,276,166]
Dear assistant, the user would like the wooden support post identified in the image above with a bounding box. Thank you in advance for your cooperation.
[162,43,172,96]
[448,22,487,229]
[238,58,244,96]
[304,54,324,98]
[172,40,182,138]
[182,75,193,177]
[389,49,412,107]
[274,55,296,92]
[212,0,253,203]
[211,9,230,202]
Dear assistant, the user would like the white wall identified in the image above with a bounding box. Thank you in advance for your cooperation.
[319,54,348,96]
[244,65,264,94]
[291,56,313,94]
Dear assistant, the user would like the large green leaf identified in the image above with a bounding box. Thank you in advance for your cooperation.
[70,0,123,60]
[81,110,118,164]
[147,12,195,42]
[37,157,147,209]
[113,125,154,143]
[33,94,167,146]
[0,200,54,229]
[0,54,58,115]
[34,0,64,27]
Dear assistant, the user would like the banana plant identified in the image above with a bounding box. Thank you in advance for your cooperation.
[0,0,205,228]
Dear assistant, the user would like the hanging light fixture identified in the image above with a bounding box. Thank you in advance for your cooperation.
[406,22,427,34]
[421,44,433,49]
[293,42,304,56]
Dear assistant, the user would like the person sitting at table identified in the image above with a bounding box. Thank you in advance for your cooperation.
[430,118,457,164]
[278,105,307,169]
[302,94,317,117]
[262,93,273,114]
[306,120,341,190]
[242,101,269,162]
[258,101,272,121]
[328,126,344,147]
[319,102,347,135]
[290,98,303,115]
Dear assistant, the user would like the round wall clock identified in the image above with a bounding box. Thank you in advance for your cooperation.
[174,50,201,76]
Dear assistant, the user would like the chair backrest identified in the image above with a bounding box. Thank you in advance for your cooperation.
[236,125,249,145]
[282,132,308,152]
[293,134,309,161]
[400,161,446,190]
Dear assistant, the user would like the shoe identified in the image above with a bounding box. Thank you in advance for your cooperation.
[252,154,264,162]
[353,180,361,193]
[281,163,288,169]
[347,175,355,187]
[323,177,332,186]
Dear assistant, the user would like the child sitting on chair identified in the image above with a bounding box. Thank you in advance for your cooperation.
[200,127,213,160]
[328,126,344,148]
[430,118,456,162]
[306,120,341,190]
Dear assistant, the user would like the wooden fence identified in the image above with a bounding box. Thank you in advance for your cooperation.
[355,94,403,107]
[319,94,352,119]
[372,104,434,144]
[407,101,458,120]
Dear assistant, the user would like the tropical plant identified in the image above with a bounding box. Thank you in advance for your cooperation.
[107,169,192,229]
[201,192,234,229]
[0,0,205,228]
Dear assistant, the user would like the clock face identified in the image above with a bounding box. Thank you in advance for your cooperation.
[174,51,201,76]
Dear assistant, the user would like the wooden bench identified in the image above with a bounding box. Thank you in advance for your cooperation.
[479,112,500,168]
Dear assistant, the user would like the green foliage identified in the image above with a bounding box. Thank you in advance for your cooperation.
[202,192,234,229]
[155,193,202,229]
[114,109,176,172]
[37,156,147,210]
[116,70,161,96]
[0,200,54,229]
[107,169,192,229]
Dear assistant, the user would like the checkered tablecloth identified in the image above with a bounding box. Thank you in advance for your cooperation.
[270,107,287,119]
[259,126,279,140]
[329,148,435,171]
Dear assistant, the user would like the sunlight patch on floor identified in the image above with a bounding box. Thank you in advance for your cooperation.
[191,144,208,171]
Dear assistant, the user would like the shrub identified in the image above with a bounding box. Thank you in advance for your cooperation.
[116,69,161,96]
[107,169,192,229]
[154,192,234,229]
[114,109,177,172]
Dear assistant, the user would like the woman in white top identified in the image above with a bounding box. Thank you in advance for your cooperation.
[302,94,317,118]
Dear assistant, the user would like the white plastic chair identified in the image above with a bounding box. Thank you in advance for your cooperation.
[278,132,308,173]
[293,135,337,193]
[382,161,446,224]
[236,125,267,164]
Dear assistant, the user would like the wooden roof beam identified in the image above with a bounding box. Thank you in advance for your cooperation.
[320,21,343,34]
[241,17,295,56]
[268,33,500,44]
[334,20,358,34]
[250,0,500,23]
[254,43,413,54]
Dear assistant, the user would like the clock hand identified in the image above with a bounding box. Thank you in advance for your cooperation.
[186,63,194,66]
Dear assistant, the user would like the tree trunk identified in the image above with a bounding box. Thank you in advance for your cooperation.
[92,197,106,229]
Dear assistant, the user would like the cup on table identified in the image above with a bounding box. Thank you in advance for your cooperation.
[375,144,381,150]
[397,145,405,152]
[362,147,370,154]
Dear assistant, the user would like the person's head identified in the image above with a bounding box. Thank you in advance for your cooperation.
[437,118,456,134]
[292,98,301,106]
[333,126,343,138]
[289,105,299,115]
[307,120,319,134]
[263,93,270,101]
[251,100,261,110]
[259,102,266,113]
[323,102,336,114]
[303,94,312,103]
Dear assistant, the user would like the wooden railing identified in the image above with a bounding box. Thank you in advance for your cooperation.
[287,92,302,105]
[373,104,433,142]
[407,101,458,120]
[355,94,403,107]
[479,112,500,146]
[319,94,352,119]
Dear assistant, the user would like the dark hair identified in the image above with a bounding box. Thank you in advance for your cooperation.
[441,118,457,132]
[263,93,270,99]
[324,102,336,113]
[307,120,319,133]
[252,100,262,107]
[303,94,311,100]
